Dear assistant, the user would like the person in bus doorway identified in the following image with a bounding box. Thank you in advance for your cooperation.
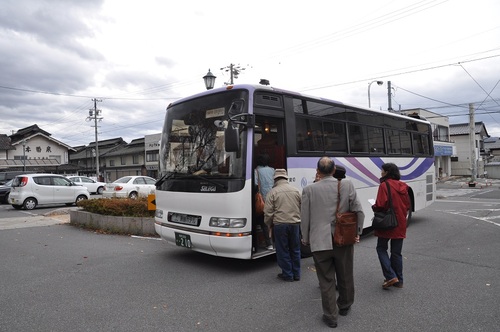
[253,154,274,251]
[372,162,410,289]
[301,157,365,329]
[264,169,301,282]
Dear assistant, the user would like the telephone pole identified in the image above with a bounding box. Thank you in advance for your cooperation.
[387,81,394,112]
[87,99,103,179]
[469,103,476,183]
[220,63,246,85]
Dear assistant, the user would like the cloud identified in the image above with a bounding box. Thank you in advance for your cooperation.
[1,0,500,146]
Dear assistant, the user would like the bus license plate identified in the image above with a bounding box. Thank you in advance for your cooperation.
[175,232,192,248]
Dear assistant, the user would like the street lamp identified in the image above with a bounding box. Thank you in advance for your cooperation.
[368,80,384,108]
[203,69,216,90]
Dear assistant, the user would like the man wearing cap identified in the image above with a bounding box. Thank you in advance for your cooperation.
[301,157,365,328]
[264,169,301,282]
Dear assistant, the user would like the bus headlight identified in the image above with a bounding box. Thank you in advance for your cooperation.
[155,209,164,219]
[209,217,246,228]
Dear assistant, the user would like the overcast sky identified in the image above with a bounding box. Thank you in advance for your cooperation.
[1,0,499,146]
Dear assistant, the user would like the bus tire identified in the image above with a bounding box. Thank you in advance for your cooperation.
[407,203,413,225]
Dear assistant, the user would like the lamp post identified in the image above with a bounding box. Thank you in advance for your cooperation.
[22,139,27,172]
[368,80,384,108]
[203,69,216,90]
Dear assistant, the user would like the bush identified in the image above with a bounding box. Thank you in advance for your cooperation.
[77,197,155,218]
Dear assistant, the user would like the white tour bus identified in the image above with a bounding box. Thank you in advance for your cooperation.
[154,84,435,259]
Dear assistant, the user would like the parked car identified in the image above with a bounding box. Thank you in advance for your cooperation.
[0,179,13,204]
[0,171,25,185]
[9,174,90,210]
[67,176,106,195]
[102,176,156,199]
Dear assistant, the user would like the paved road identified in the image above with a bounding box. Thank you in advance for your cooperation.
[0,181,499,331]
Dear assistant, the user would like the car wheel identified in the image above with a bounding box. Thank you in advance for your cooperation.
[75,195,88,205]
[12,204,22,210]
[23,198,37,210]
[128,192,138,199]
[97,186,104,195]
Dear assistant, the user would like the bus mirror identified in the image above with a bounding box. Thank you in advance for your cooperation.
[225,125,240,152]
[228,100,244,117]
[227,113,255,128]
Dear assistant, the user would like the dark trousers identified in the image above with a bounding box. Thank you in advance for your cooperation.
[273,223,301,280]
[312,245,355,320]
[376,237,404,282]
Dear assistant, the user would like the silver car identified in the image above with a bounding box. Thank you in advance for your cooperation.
[102,176,156,199]
[67,176,106,195]
[9,174,90,210]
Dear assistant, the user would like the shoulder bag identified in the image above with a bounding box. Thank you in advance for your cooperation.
[333,180,358,246]
[255,170,265,216]
[371,181,398,230]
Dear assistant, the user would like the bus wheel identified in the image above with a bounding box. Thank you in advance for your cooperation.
[407,206,413,225]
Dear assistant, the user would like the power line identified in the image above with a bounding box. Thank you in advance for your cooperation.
[300,53,500,92]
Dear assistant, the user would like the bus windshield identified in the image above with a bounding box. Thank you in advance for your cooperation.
[159,90,248,185]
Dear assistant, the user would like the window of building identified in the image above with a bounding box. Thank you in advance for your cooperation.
[146,151,159,162]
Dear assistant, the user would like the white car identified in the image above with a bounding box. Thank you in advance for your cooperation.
[67,176,106,195]
[9,174,90,210]
[102,176,156,199]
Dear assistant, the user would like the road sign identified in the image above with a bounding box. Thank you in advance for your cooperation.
[147,194,156,211]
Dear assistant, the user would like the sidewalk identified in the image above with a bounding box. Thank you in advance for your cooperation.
[0,207,73,230]
[437,176,500,188]
[436,176,500,199]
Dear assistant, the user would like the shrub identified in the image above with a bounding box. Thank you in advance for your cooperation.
[77,197,155,218]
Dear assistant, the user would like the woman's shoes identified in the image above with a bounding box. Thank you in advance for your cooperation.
[382,277,399,288]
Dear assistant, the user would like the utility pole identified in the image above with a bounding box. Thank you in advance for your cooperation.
[387,81,393,112]
[469,103,476,183]
[220,63,246,85]
[87,99,103,180]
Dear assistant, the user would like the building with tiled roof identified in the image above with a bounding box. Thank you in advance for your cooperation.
[0,134,15,159]
[1,125,76,173]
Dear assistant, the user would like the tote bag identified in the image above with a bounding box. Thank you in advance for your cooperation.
[255,191,265,216]
[255,170,265,216]
[333,180,357,246]
[371,181,398,230]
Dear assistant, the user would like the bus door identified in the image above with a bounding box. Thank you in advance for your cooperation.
[254,118,286,170]
[252,117,286,255]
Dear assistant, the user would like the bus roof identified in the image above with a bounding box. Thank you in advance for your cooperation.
[167,83,431,124]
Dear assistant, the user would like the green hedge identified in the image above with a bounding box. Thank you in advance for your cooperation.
[77,197,155,218]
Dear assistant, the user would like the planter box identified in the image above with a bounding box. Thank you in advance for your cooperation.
[70,210,156,236]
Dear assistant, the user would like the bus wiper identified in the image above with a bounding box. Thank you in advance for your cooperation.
[180,174,227,190]
[155,172,177,187]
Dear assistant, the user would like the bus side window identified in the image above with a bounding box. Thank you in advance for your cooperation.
[349,124,369,153]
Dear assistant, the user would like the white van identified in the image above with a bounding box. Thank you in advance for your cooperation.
[9,174,90,210]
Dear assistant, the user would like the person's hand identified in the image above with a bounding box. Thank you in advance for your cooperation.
[355,235,360,243]
[301,239,309,245]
